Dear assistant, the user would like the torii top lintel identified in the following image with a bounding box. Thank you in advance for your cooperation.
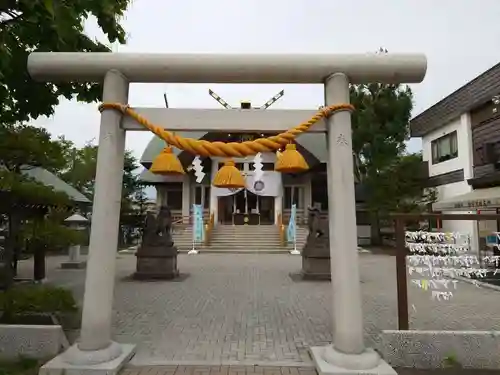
[27,52,427,84]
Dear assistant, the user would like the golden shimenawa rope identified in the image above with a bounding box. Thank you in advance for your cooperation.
[98,103,354,158]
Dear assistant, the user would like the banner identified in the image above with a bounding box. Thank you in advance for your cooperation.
[287,203,297,243]
[192,204,204,243]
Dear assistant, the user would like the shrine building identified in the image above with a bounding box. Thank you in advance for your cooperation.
[139,131,372,245]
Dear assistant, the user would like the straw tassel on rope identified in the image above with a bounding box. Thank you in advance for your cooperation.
[213,160,245,189]
[149,146,185,175]
[274,143,309,173]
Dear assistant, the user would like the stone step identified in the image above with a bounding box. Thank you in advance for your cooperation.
[181,249,291,254]
[210,238,284,243]
[210,242,284,245]
[188,225,309,251]
[213,226,280,229]
[209,238,307,243]
[209,247,289,250]
[212,230,281,235]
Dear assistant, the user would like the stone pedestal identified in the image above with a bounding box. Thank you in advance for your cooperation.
[61,245,86,269]
[133,206,180,280]
[301,255,331,280]
[300,215,331,280]
[134,244,179,280]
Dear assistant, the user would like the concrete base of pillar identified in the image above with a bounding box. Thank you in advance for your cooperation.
[39,342,135,375]
[310,346,396,375]
[61,261,86,269]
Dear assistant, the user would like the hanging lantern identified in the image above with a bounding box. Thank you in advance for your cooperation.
[149,146,185,175]
[213,159,245,188]
[275,143,309,173]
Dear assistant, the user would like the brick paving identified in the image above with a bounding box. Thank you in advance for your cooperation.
[16,253,500,367]
[122,365,317,375]
[120,365,500,375]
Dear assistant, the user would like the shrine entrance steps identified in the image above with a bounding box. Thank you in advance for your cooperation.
[135,223,308,253]
[203,224,308,253]
[171,223,196,251]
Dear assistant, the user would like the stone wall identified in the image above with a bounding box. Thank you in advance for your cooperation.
[0,324,68,360]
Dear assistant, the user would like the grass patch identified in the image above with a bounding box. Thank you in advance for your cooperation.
[0,358,40,375]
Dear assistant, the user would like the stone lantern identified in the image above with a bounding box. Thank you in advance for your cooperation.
[61,213,88,269]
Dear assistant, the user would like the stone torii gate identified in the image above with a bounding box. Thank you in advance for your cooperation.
[28,52,426,375]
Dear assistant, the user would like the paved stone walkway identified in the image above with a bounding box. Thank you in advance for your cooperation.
[17,253,500,366]
[121,365,500,375]
[122,365,317,375]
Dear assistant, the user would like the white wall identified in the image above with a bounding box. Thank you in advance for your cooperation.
[422,113,478,251]
[421,113,473,180]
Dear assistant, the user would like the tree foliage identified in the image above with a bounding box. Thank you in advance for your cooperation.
[351,82,413,183]
[23,217,86,252]
[0,123,71,207]
[0,0,131,126]
[349,48,428,215]
[58,143,141,204]
[367,153,436,214]
[0,121,77,288]
[0,0,133,287]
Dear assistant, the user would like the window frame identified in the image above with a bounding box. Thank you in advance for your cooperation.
[431,131,458,165]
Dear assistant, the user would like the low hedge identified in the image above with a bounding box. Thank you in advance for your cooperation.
[0,284,78,323]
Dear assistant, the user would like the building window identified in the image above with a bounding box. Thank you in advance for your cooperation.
[284,186,301,209]
[431,131,458,164]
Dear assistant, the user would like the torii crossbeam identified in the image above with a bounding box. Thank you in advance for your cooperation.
[27,52,426,375]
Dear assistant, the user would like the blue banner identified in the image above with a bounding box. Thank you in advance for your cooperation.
[192,204,204,242]
[287,204,296,243]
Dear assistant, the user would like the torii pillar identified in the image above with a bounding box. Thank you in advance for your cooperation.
[28,52,426,375]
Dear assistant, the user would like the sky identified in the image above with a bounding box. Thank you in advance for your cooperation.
[33,0,500,164]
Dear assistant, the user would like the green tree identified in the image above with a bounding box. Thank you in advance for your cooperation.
[350,48,425,243]
[60,144,141,204]
[0,123,70,205]
[368,153,436,214]
[133,188,150,218]
[351,85,413,183]
[59,143,99,199]
[0,123,75,288]
[0,0,131,126]
[120,186,149,246]
[58,143,146,247]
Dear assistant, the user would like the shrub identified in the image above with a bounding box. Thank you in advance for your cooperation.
[0,284,78,319]
[22,220,86,254]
